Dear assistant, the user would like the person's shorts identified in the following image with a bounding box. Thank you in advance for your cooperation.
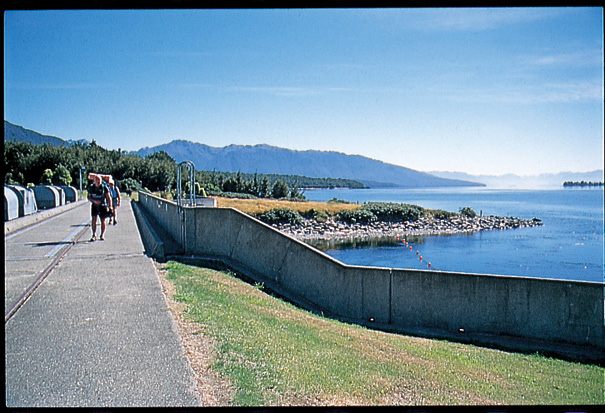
[91,203,111,219]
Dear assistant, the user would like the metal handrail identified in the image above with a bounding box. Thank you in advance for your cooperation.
[176,161,195,207]
[176,161,196,252]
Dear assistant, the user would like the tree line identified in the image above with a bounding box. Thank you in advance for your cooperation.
[562,181,604,187]
[4,140,365,199]
[4,140,174,193]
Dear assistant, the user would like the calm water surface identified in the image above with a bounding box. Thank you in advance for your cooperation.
[305,187,604,282]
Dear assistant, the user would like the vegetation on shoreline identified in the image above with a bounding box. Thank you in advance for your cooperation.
[563,181,604,187]
[216,196,361,217]
[164,261,603,406]
[216,196,482,227]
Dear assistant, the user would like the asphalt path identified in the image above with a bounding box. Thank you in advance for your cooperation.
[5,202,89,316]
[4,199,201,407]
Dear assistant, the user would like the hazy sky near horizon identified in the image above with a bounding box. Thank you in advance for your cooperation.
[4,8,604,175]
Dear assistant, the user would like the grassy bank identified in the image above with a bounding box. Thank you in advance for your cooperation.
[164,261,604,406]
[216,196,360,216]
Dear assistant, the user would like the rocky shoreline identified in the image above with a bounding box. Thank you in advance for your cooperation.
[271,214,543,243]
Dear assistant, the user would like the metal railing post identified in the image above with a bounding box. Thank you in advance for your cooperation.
[176,161,196,253]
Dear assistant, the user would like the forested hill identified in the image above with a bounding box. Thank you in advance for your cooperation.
[4,121,88,146]
[4,121,66,146]
[135,140,483,188]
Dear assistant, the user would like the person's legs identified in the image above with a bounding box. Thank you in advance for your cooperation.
[99,206,108,240]
[90,215,98,241]
[99,217,106,240]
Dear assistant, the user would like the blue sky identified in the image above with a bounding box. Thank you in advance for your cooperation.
[4,8,603,175]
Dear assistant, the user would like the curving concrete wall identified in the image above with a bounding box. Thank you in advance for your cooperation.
[137,191,605,360]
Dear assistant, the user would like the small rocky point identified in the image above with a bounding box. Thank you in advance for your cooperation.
[271,215,543,243]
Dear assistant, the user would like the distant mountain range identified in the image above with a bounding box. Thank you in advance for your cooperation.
[9,120,599,189]
[134,140,482,188]
[4,121,88,146]
[429,170,604,189]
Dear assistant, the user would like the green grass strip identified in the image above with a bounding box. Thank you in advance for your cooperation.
[165,261,604,406]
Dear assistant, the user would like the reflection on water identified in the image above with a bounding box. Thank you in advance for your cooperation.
[304,187,604,282]
[308,234,440,251]
[309,236,398,251]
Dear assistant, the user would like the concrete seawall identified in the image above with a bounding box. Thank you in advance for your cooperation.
[136,191,605,362]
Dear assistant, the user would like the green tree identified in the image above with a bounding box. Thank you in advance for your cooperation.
[259,176,270,198]
[235,172,243,193]
[120,177,142,193]
[140,151,176,191]
[41,168,54,184]
[271,179,289,199]
[53,164,72,186]
[252,173,259,195]
[221,177,236,193]
[5,172,24,185]
[288,180,305,200]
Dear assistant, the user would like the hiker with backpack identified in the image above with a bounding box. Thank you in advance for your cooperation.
[87,173,113,241]
[107,178,121,225]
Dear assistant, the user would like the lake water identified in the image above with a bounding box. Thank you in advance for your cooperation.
[304,187,604,283]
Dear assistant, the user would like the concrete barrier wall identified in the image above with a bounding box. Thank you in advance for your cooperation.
[138,192,182,248]
[7,185,38,217]
[33,185,61,209]
[5,186,20,221]
[390,269,604,348]
[60,185,78,203]
[137,191,604,354]
[131,200,165,259]
[353,266,392,324]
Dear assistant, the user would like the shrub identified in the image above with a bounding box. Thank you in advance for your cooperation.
[429,209,457,220]
[257,208,303,225]
[121,177,142,194]
[459,207,477,218]
[362,202,424,222]
[302,208,329,223]
[336,209,377,224]
[212,191,258,200]
[327,197,353,204]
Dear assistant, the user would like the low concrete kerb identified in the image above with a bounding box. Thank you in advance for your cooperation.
[4,200,87,236]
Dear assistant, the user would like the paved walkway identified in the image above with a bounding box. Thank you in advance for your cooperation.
[5,199,201,407]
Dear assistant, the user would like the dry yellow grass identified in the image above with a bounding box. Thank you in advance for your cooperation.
[215,197,360,216]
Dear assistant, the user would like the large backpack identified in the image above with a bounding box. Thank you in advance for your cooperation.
[109,186,118,200]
